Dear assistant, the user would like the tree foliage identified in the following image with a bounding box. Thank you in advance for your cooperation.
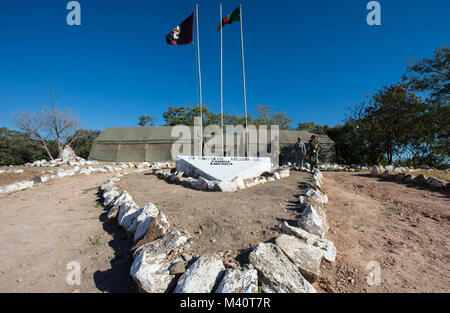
[0,127,58,166]
[67,129,101,159]
[161,104,292,129]
[137,115,157,127]
[345,47,449,167]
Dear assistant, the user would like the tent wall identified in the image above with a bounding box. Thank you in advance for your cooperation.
[89,126,336,163]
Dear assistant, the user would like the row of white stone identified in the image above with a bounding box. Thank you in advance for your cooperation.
[371,165,448,190]
[157,170,289,192]
[0,162,159,196]
[99,172,261,293]
[100,168,337,293]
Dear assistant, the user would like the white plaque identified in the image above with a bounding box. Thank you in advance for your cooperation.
[176,156,271,182]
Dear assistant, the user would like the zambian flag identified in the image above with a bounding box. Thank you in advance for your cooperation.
[218,6,240,31]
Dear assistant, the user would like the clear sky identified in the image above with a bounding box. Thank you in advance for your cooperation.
[0,0,449,131]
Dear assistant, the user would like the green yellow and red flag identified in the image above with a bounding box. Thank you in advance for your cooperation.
[218,6,240,31]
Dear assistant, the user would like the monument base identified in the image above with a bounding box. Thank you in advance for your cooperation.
[176,156,272,182]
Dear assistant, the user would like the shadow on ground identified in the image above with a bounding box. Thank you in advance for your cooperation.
[93,190,138,293]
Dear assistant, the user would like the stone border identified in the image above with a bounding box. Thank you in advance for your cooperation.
[0,162,173,196]
[98,166,337,293]
[370,165,449,192]
[155,168,290,192]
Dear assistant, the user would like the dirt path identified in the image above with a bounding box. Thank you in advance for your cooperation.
[0,173,136,293]
[317,172,449,293]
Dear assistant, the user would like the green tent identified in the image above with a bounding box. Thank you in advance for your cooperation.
[89,126,336,163]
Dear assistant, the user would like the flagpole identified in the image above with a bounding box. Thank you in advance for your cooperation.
[195,3,203,156]
[239,4,248,154]
[220,3,224,156]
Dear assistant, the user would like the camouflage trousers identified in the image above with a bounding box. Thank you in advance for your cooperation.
[295,153,305,167]
[309,152,319,169]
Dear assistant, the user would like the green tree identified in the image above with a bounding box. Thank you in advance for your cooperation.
[296,122,330,134]
[137,115,157,127]
[0,128,56,166]
[162,104,291,129]
[67,129,101,159]
[402,46,449,165]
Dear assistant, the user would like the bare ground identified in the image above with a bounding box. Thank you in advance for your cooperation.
[117,171,312,257]
[316,172,449,293]
[0,169,448,293]
[0,173,136,293]
[0,168,45,185]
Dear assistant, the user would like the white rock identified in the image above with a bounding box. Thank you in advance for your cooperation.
[303,188,328,205]
[174,254,225,293]
[133,230,188,259]
[13,169,24,174]
[217,180,237,192]
[371,165,382,176]
[273,172,281,180]
[117,201,139,232]
[299,195,308,206]
[79,168,92,175]
[131,230,187,293]
[233,177,246,190]
[59,145,77,163]
[281,222,336,262]
[427,176,446,188]
[104,165,114,172]
[215,268,258,293]
[56,169,76,179]
[134,207,168,243]
[297,205,329,238]
[131,253,181,293]
[275,234,323,283]
[40,174,50,183]
[100,181,115,191]
[102,190,120,206]
[248,242,316,293]
[107,191,133,219]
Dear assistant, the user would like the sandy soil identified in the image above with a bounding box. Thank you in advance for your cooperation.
[117,171,312,258]
[0,173,137,293]
[0,168,448,293]
[0,168,45,185]
[316,172,449,293]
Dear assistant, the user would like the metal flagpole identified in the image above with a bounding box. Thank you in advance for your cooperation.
[239,4,248,154]
[220,3,224,155]
[195,3,203,156]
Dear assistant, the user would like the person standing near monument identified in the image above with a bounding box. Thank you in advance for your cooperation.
[308,135,320,169]
[294,137,306,168]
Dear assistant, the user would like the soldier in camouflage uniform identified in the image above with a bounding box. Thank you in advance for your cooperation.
[294,137,306,168]
[308,135,320,169]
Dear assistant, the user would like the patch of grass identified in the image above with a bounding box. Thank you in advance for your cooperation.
[95,204,101,209]
[88,235,102,246]
[81,187,97,194]
[108,254,116,261]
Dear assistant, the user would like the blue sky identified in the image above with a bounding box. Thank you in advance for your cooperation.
[0,0,449,131]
